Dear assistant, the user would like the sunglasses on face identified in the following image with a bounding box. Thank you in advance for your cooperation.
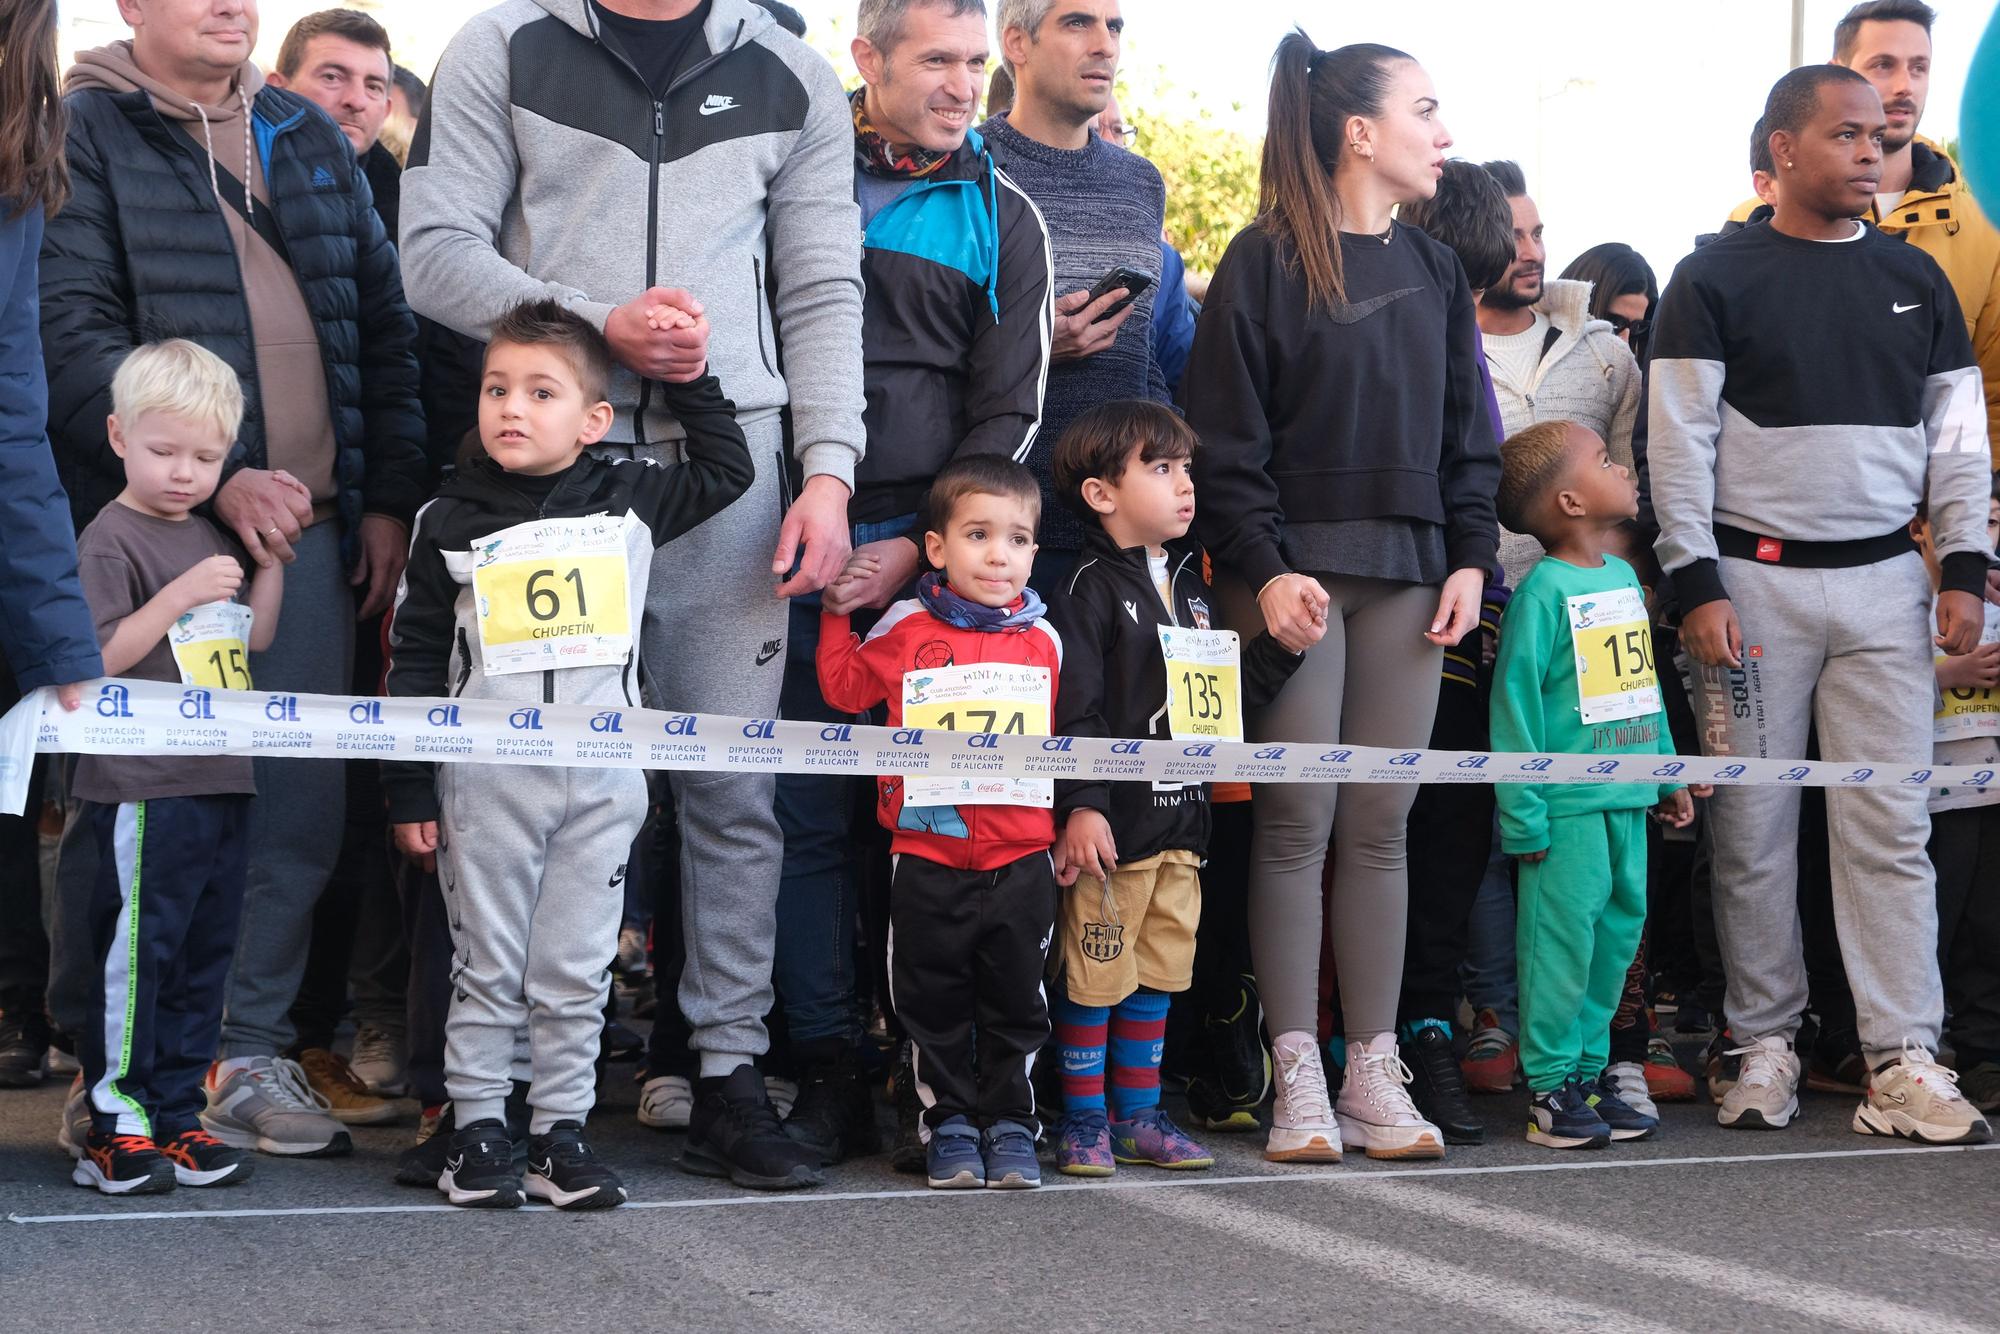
[1607,313,1652,339]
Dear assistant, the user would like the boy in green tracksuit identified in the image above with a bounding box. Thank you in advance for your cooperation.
[1491,420,1702,1149]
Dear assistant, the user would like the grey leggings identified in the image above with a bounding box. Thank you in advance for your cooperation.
[1217,573,1443,1042]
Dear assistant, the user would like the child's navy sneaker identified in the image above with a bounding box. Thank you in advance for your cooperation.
[1526,1077,1612,1150]
[1585,1072,1660,1141]
[982,1119,1041,1189]
[925,1115,984,1189]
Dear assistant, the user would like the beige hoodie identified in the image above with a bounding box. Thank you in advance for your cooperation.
[67,42,338,513]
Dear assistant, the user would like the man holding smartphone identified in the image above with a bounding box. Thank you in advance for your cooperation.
[979,0,1171,584]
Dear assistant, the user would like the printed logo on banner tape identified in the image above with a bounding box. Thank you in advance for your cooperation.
[6,680,1997,794]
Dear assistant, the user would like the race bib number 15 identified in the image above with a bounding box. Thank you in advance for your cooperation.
[169,599,254,690]
[472,517,632,676]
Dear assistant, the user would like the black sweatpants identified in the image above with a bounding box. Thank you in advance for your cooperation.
[1399,666,1495,1028]
[889,850,1057,1137]
[1929,804,2000,1062]
[79,795,249,1138]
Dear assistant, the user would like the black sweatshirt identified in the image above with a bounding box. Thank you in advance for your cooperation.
[1044,527,1302,863]
[1181,221,1501,592]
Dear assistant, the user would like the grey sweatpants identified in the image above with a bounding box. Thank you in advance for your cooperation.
[221,523,354,1059]
[437,762,646,1132]
[1689,553,1942,1065]
[1217,572,1443,1041]
[612,414,790,1070]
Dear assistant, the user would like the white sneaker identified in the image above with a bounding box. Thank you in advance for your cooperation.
[638,1074,694,1130]
[765,1076,799,1120]
[1336,1033,1444,1160]
[1717,1034,1800,1129]
[349,1026,409,1098]
[1264,1033,1342,1162]
[1853,1039,1994,1145]
[201,1056,352,1156]
[1605,1060,1660,1120]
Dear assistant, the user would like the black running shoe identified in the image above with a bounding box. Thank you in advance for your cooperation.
[1207,975,1272,1111]
[525,1121,626,1210]
[0,1008,49,1088]
[158,1127,255,1187]
[394,1084,530,1187]
[682,1064,824,1190]
[72,1130,177,1195]
[889,1051,927,1174]
[1402,1019,1485,1145]
[783,1040,884,1167]
[438,1119,524,1209]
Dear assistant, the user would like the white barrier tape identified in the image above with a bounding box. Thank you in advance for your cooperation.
[0,678,1991,821]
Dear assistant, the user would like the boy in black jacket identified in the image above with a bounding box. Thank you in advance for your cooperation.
[1044,402,1306,1177]
[384,300,758,1208]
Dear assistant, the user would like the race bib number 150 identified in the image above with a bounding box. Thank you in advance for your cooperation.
[1569,586,1661,725]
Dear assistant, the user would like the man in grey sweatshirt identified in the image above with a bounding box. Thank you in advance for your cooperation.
[400,0,865,1187]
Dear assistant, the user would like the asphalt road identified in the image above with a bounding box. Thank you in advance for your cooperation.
[3,1042,1997,1334]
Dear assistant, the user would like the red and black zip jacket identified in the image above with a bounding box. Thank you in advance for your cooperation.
[818,598,1063,871]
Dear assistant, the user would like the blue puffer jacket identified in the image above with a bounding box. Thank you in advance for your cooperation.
[0,201,102,693]
[39,77,427,550]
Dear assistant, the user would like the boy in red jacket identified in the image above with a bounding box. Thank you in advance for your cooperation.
[819,457,1063,1191]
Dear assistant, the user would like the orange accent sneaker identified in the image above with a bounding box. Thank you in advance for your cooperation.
[298,1047,400,1125]
[1460,1009,1520,1094]
[71,1130,176,1196]
[159,1127,256,1187]
[1644,1037,1698,1102]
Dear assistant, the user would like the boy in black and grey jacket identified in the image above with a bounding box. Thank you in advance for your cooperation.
[1042,402,1303,1178]
[384,301,755,1210]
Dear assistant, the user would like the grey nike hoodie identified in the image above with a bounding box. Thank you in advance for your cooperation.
[399,0,864,487]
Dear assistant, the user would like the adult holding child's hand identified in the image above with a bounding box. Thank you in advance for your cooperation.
[214,467,315,567]
[1181,35,1499,1165]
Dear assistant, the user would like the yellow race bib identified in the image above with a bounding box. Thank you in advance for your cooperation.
[471,517,632,676]
[1568,586,1660,725]
[1157,626,1243,743]
[1934,601,2000,740]
[168,600,254,690]
[900,662,1052,807]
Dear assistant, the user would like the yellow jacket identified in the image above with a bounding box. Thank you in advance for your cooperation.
[1729,138,2000,463]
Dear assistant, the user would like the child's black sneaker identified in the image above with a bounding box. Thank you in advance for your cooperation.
[159,1127,255,1187]
[682,1064,824,1191]
[1526,1078,1612,1150]
[1584,1073,1660,1141]
[888,1052,927,1173]
[438,1118,524,1208]
[1401,1019,1485,1145]
[525,1121,626,1210]
[71,1130,177,1196]
[782,1040,883,1166]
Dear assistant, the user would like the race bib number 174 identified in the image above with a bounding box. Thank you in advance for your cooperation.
[900,662,1052,808]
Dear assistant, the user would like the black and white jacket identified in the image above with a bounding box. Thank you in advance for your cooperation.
[1044,527,1302,863]
[382,374,751,823]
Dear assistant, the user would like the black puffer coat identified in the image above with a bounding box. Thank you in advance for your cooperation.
[39,84,427,547]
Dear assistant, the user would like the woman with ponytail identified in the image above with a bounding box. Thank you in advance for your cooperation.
[1181,33,1499,1164]
[0,0,103,1087]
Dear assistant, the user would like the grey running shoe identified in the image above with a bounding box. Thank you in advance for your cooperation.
[1716,1035,1800,1130]
[202,1056,353,1157]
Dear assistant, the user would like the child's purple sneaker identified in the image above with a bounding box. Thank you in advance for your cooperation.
[1110,1107,1214,1170]
[1055,1110,1115,1178]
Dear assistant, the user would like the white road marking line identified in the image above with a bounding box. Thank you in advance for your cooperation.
[9,1141,1994,1227]
[1368,1178,1993,1334]
[1123,1186,1692,1334]
[1867,1226,2000,1265]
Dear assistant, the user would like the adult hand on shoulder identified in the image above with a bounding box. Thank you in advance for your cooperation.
[1425,568,1486,647]
[1680,599,1742,668]
[826,537,922,615]
[1936,589,1985,656]
[773,474,853,599]
[351,515,410,621]
[1257,572,1329,654]
[1050,287,1135,362]
[605,287,709,383]
[216,468,315,567]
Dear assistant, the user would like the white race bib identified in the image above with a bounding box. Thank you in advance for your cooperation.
[900,662,1052,808]
[471,517,632,676]
[1157,625,1243,743]
[168,600,254,690]
[1568,586,1661,724]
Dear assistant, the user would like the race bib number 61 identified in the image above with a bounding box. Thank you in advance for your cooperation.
[472,517,632,676]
